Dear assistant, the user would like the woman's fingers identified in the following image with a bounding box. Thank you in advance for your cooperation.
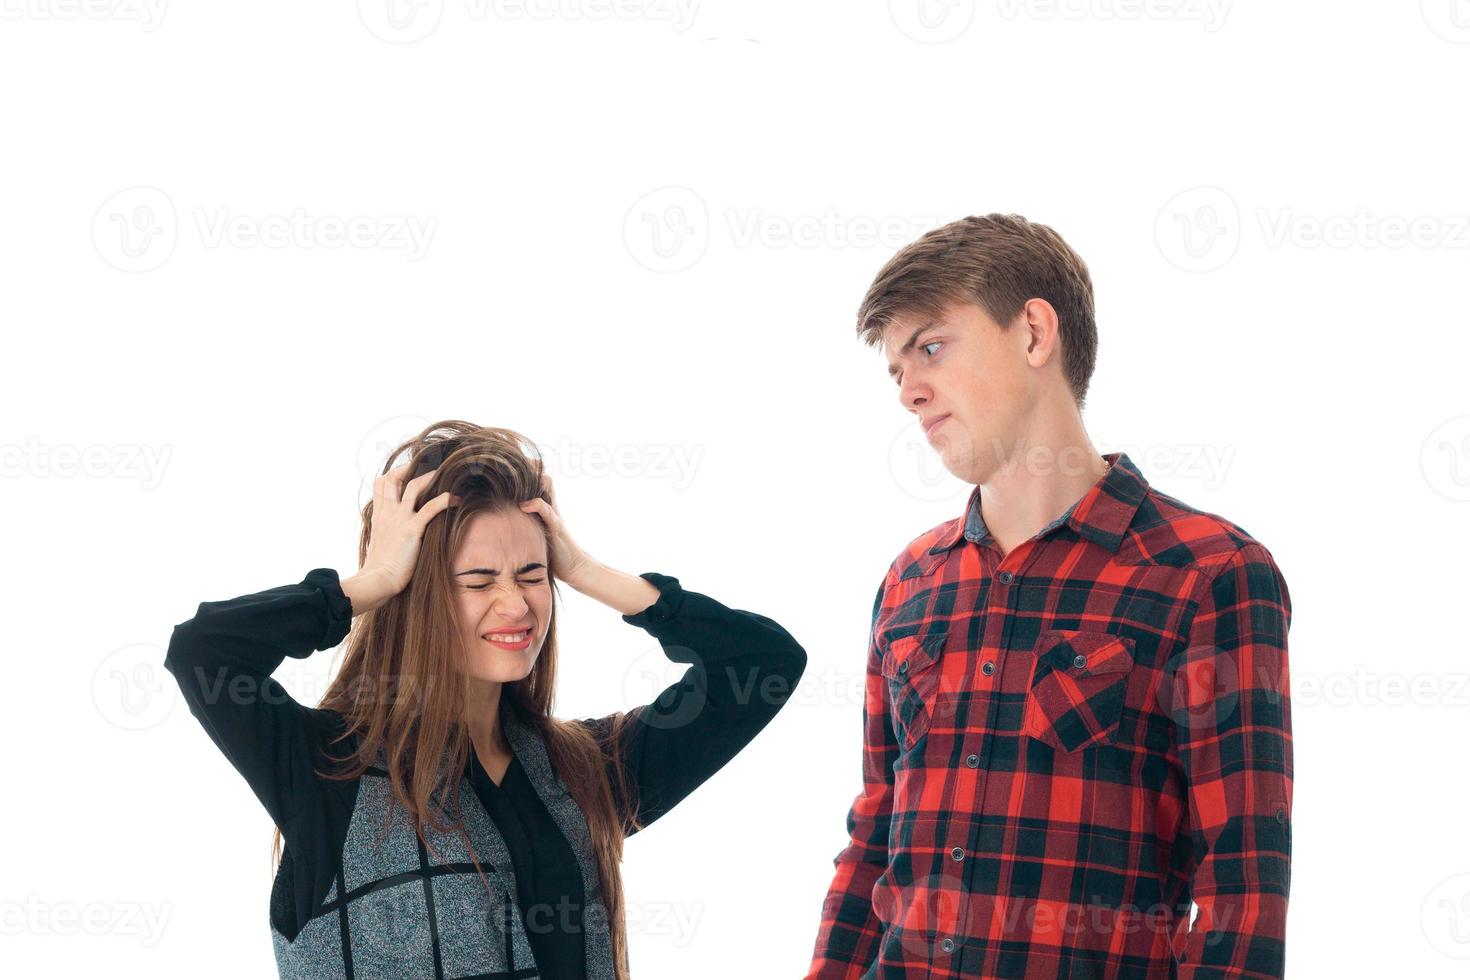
[383,460,413,493]
[520,496,557,528]
[416,489,456,526]
[519,491,590,586]
[360,465,456,598]
[374,465,440,511]
[402,467,440,507]
[373,464,409,507]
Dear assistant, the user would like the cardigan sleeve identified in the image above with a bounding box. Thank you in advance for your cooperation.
[579,572,808,834]
[163,567,355,834]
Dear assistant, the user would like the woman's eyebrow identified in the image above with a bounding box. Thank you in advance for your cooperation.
[454,562,547,577]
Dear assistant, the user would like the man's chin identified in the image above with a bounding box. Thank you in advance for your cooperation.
[933,430,986,484]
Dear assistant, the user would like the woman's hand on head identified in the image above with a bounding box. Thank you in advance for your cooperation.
[519,474,594,588]
[518,474,658,615]
[349,462,458,613]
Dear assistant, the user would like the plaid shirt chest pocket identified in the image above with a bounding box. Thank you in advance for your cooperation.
[1023,629,1136,752]
[880,632,946,753]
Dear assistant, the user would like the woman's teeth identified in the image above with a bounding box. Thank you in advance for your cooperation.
[485,631,528,642]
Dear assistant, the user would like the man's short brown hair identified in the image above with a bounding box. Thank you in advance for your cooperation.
[857,213,1098,408]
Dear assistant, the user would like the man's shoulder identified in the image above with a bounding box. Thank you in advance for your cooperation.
[1128,484,1282,577]
[876,513,967,587]
[874,484,1284,585]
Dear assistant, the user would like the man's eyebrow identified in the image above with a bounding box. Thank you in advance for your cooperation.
[886,320,940,379]
[454,562,547,577]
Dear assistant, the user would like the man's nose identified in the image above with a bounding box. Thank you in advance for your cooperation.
[899,375,928,411]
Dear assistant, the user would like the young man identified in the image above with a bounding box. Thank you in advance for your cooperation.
[806,215,1293,979]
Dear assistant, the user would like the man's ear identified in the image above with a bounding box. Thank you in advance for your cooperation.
[1020,298,1062,367]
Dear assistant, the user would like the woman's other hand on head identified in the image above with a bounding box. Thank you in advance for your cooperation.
[346,462,458,614]
[519,474,593,588]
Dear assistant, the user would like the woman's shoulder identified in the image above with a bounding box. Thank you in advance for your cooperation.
[563,710,651,778]
[296,706,373,780]
[301,704,349,742]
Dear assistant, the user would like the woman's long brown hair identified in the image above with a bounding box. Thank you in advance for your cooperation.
[271,420,643,979]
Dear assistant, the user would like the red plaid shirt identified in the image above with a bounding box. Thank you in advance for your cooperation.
[808,452,1293,979]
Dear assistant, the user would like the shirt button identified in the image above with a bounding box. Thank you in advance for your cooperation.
[966,753,980,768]
[997,571,1014,585]
[1072,654,1087,669]
[981,661,995,675]
[898,660,908,675]
[951,846,964,861]
[1275,809,1288,825]
[940,938,955,953]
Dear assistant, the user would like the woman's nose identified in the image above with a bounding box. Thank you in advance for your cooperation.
[492,586,529,617]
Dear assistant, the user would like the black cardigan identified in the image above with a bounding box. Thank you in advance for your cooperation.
[163,568,807,980]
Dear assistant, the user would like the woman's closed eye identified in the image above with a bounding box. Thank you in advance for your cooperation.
[466,578,545,590]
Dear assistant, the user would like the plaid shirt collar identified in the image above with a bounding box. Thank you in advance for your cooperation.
[926,451,1150,558]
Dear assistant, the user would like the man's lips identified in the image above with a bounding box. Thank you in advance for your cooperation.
[921,414,951,437]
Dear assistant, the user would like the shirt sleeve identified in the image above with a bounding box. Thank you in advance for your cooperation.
[577,572,808,835]
[806,576,895,978]
[162,567,355,834]
[1175,543,1294,978]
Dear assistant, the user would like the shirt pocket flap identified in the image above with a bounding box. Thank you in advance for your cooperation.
[880,631,947,680]
[1034,630,1134,676]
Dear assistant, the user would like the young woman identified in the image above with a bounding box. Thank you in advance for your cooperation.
[164,421,807,979]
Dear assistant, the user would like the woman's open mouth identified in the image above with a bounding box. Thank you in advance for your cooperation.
[482,630,531,651]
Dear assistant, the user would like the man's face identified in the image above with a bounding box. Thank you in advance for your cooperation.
[883,301,1037,485]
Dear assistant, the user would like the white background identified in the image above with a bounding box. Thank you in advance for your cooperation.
[4,1,1470,977]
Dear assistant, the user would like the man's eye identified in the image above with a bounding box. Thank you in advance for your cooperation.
[921,341,942,356]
